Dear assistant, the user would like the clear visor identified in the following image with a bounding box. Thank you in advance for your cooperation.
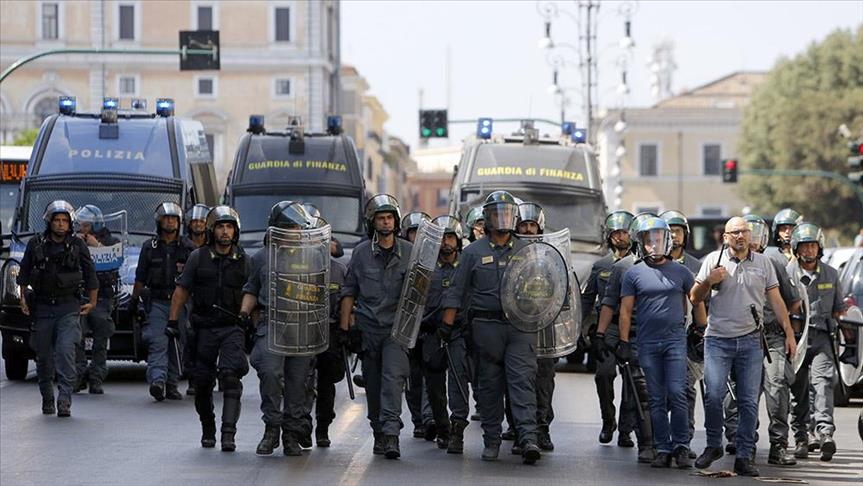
[485,203,518,231]
[748,221,768,249]
[188,206,210,221]
[641,229,669,257]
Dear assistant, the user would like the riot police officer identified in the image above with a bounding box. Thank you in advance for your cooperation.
[340,194,413,459]
[787,223,846,462]
[765,208,803,267]
[169,206,249,451]
[184,204,210,249]
[515,202,557,452]
[131,202,193,401]
[465,206,485,243]
[442,191,542,465]
[17,201,98,417]
[594,212,657,463]
[400,211,435,438]
[582,210,635,447]
[303,202,344,258]
[73,204,119,395]
[243,201,319,456]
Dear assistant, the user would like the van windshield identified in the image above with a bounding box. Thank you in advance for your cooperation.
[38,118,174,177]
[233,194,363,245]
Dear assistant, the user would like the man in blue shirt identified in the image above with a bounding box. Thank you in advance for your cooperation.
[619,217,706,469]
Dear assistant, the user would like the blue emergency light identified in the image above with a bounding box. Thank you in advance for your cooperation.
[58,96,76,115]
[248,115,266,134]
[572,129,587,144]
[326,115,343,135]
[477,118,493,139]
[561,121,575,136]
[155,98,175,117]
[102,97,119,110]
[130,98,147,110]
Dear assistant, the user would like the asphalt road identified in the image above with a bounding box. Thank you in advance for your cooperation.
[1,360,861,486]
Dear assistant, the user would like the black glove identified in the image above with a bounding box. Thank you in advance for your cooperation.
[615,340,632,364]
[238,311,252,330]
[437,324,454,343]
[347,326,363,355]
[165,319,180,338]
[592,331,611,359]
[335,327,350,348]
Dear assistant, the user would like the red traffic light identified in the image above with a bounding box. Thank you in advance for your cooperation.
[724,159,737,170]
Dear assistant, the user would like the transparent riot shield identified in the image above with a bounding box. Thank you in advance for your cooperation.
[520,229,582,358]
[391,219,444,349]
[87,210,128,290]
[267,224,331,356]
[791,279,810,373]
[501,241,569,333]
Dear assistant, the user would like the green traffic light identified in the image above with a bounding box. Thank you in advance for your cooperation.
[421,128,432,137]
[435,128,446,137]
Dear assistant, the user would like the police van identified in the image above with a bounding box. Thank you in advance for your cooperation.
[449,119,607,286]
[222,115,365,260]
[0,97,218,379]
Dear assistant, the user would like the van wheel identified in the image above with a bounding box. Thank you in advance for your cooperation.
[4,355,29,380]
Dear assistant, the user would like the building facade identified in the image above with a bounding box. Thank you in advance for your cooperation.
[0,0,340,185]
[597,71,767,217]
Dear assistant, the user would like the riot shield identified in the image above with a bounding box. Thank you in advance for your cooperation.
[267,224,331,356]
[391,219,444,349]
[521,229,582,358]
[88,210,128,275]
[501,241,569,333]
[791,279,810,373]
[838,306,863,390]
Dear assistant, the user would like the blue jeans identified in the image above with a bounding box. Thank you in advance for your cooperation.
[704,332,763,459]
[639,338,689,453]
[142,301,183,386]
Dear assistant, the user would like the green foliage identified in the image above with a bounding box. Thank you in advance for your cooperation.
[738,26,863,237]
[11,128,39,147]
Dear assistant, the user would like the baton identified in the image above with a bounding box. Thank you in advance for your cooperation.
[711,244,726,292]
[212,304,241,322]
[172,334,184,377]
[750,304,772,364]
[620,362,645,422]
[342,345,355,400]
[443,341,469,405]
[726,378,736,402]
[351,354,359,373]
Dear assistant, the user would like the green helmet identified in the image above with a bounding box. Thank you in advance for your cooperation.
[629,212,658,244]
[633,217,673,260]
[432,215,464,250]
[772,208,803,245]
[465,206,484,241]
[400,211,431,239]
[604,210,634,244]
[790,222,824,258]
[743,214,769,251]
[482,190,519,233]
[364,194,401,237]
[206,205,241,243]
[268,201,313,230]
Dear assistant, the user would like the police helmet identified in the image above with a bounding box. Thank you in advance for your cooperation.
[75,204,105,232]
[628,212,659,248]
[482,190,519,233]
[660,210,690,246]
[743,214,769,251]
[154,202,183,226]
[268,201,313,230]
[400,212,431,239]
[790,222,825,258]
[185,204,210,224]
[772,208,803,245]
[432,215,465,249]
[206,206,241,242]
[301,203,321,219]
[604,210,634,244]
[364,194,401,237]
[634,216,673,260]
[517,202,546,234]
[43,200,76,227]
[465,206,485,241]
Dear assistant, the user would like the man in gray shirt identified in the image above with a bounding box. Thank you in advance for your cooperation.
[690,217,797,477]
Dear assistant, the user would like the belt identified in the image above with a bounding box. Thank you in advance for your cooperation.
[473,310,506,321]
[148,288,173,301]
[35,295,78,305]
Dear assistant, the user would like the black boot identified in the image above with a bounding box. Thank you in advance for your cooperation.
[283,430,302,456]
[220,386,242,452]
[373,433,385,455]
[201,421,217,448]
[538,429,555,451]
[56,400,71,418]
[501,427,517,441]
[88,381,104,395]
[447,421,466,454]
[165,383,183,400]
[599,419,616,444]
[819,435,836,462]
[695,446,723,469]
[793,440,809,459]
[733,458,760,477]
[42,397,55,415]
[768,443,796,466]
[149,381,166,402]
[256,425,281,456]
[436,427,450,449]
[424,422,438,442]
[384,435,400,459]
[522,442,541,465]
[316,424,331,447]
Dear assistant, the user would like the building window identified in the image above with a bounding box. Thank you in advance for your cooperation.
[195,76,217,98]
[700,206,725,217]
[197,5,213,30]
[436,188,448,208]
[41,3,59,40]
[274,7,290,42]
[274,78,291,98]
[327,6,335,59]
[366,157,372,180]
[117,75,138,96]
[119,4,135,40]
[638,144,658,177]
[703,144,721,176]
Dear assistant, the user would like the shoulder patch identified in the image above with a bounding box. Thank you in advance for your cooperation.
[817,283,833,290]
[481,255,494,265]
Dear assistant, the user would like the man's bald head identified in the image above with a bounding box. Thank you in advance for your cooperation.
[724,216,751,252]
[725,216,747,232]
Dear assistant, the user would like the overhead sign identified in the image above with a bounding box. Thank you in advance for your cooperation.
[179,30,220,71]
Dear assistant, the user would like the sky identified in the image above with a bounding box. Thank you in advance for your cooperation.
[341,0,863,149]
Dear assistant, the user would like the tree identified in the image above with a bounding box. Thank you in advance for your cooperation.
[11,128,39,146]
[738,26,863,238]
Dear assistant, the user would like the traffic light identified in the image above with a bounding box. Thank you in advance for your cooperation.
[722,159,738,183]
[849,140,863,185]
[419,109,448,139]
